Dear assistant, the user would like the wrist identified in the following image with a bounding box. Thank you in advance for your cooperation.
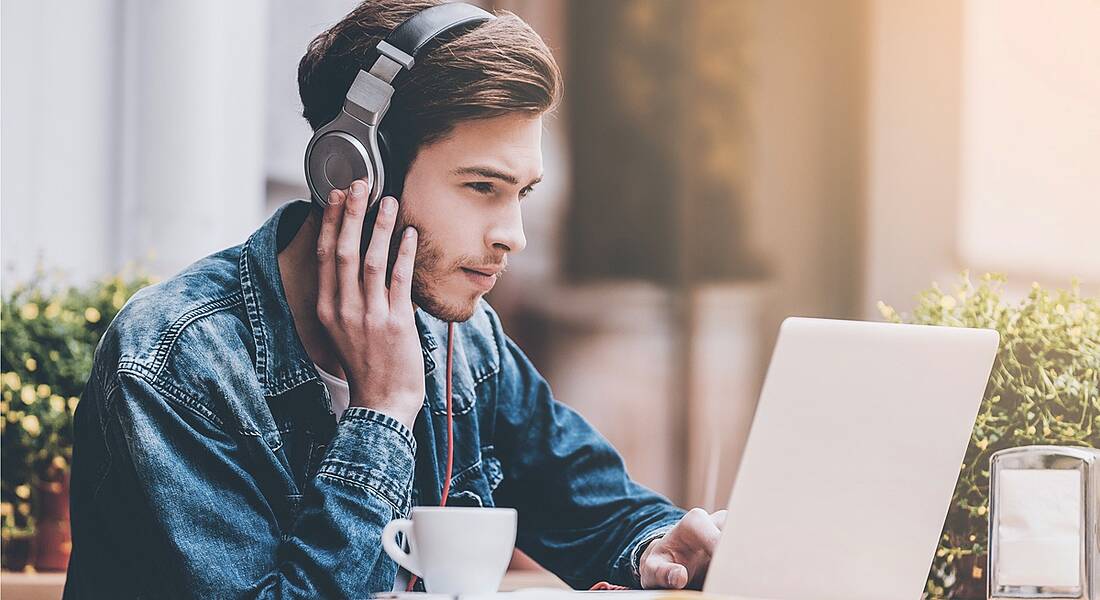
[348,395,420,431]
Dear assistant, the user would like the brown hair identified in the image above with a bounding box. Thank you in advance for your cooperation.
[297,0,562,186]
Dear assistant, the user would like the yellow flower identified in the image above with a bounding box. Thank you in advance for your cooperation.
[24,357,37,372]
[0,502,11,517]
[20,385,36,404]
[21,414,41,436]
[43,302,61,319]
[2,372,20,389]
[977,505,987,516]
[68,396,79,412]
[49,395,66,413]
[19,303,39,320]
[85,307,101,324]
[18,503,31,516]
[939,296,957,310]
[48,350,60,362]
[36,384,51,398]
[976,439,989,451]
[14,484,31,499]
[51,456,67,470]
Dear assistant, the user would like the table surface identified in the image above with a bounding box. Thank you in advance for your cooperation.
[0,570,751,599]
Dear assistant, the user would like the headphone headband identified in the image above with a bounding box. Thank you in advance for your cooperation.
[377,2,495,71]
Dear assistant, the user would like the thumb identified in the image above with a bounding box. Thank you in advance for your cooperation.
[660,562,689,589]
[644,555,689,590]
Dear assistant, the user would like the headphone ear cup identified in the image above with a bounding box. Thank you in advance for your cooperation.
[305,123,375,206]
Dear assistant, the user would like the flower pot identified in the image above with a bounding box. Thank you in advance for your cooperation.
[1,531,34,571]
[32,473,71,571]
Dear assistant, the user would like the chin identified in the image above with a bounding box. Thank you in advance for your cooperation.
[412,286,482,323]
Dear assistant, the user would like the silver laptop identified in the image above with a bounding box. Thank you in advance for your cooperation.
[703,317,999,600]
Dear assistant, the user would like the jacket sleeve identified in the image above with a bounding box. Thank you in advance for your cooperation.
[484,309,686,589]
[86,369,414,598]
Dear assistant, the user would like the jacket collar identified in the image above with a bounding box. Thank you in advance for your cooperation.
[239,200,442,398]
[239,200,320,397]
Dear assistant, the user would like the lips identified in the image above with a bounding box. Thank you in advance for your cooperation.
[463,266,504,277]
[461,265,504,291]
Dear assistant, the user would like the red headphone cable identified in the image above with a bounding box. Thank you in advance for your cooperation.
[405,321,455,592]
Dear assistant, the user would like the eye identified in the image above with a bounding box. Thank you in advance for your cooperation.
[519,185,535,199]
[465,181,495,195]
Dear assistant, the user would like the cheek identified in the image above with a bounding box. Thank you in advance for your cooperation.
[403,199,484,261]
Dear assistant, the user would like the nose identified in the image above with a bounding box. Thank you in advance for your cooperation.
[487,201,526,254]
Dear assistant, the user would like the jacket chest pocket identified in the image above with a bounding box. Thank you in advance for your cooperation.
[443,451,504,508]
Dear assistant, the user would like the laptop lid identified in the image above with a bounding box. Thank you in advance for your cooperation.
[704,317,998,600]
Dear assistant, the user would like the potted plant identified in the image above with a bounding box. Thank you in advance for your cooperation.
[1,270,154,571]
[878,272,1099,599]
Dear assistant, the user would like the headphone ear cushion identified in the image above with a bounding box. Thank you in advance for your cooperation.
[377,129,405,198]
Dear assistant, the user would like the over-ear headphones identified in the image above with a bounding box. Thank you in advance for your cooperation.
[304,2,495,211]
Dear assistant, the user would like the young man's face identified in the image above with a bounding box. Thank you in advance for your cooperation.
[395,113,543,322]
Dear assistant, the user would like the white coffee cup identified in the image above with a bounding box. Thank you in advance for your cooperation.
[381,506,518,594]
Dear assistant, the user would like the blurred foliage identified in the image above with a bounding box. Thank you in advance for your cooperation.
[1,270,154,557]
[879,272,1100,599]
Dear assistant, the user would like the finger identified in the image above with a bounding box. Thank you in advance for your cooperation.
[335,180,371,311]
[711,509,728,530]
[316,189,346,321]
[642,552,689,590]
[362,195,399,307]
[388,226,418,307]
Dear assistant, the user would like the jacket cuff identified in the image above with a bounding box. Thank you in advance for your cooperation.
[316,407,417,515]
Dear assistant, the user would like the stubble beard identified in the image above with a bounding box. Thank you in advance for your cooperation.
[392,214,482,323]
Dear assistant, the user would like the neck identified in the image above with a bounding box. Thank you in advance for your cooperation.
[278,209,344,379]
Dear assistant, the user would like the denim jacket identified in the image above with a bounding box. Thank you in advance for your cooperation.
[64,200,684,599]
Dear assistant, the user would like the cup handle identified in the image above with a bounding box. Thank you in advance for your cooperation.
[381,518,422,577]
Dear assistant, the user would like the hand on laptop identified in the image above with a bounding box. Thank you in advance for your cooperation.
[639,508,727,590]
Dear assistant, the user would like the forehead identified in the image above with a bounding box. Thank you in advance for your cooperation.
[422,113,544,177]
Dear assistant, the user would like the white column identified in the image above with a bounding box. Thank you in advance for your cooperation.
[116,0,268,278]
[1,0,120,289]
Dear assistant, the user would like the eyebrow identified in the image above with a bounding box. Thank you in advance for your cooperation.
[452,165,543,187]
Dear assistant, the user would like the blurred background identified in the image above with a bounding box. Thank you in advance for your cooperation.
[2,0,1099,593]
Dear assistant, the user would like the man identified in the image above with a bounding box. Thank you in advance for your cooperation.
[65,1,724,597]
